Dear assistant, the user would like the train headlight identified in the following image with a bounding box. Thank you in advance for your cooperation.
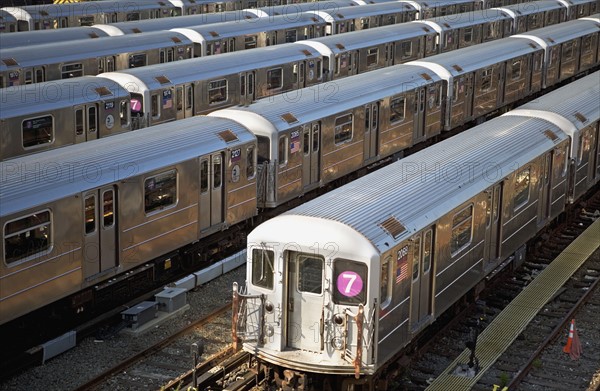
[331,337,344,350]
[333,313,344,326]
[265,301,274,314]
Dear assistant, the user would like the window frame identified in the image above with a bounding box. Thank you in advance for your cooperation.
[4,210,52,266]
[513,167,530,211]
[251,247,275,290]
[144,169,178,215]
[208,78,228,105]
[450,204,474,256]
[334,113,353,145]
[21,114,54,149]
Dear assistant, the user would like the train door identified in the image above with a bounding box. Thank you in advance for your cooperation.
[199,153,225,231]
[364,102,379,161]
[286,250,324,350]
[293,62,306,90]
[413,88,426,143]
[240,71,255,105]
[410,228,434,331]
[82,186,118,278]
[484,183,503,265]
[537,153,552,226]
[302,122,321,189]
[74,104,99,142]
[593,123,600,183]
[104,13,117,23]
[24,67,45,84]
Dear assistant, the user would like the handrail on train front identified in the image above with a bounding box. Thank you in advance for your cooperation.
[232,281,265,350]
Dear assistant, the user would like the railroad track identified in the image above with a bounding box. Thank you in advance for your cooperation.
[395,188,600,390]
[73,304,231,391]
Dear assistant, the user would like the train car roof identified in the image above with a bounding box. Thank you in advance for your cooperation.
[308,2,416,21]
[498,0,568,15]
[423,9,509,30]
[172,13,326,40]
[99,43,323,90]
[513,17,600,46]
[0,26,113,49]
[0,8,17,22]
[0,76,131,118]
[0,116,254,217]
[93,10,263,34]
[209,64,440,137]
[0,31,193,70]
[260,0,361,17]
[275,115,568,253]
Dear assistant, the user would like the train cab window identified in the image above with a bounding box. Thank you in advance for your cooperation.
[119,100,130,127]
[333,259,367,306]
[278,136,288,166]
[266,68,283,90]
[511,60,522,80]
[245,36,257,49]
[450,205,473,255]
[144,169,177,214]
[246,147,256,179]
[513,167,530,210]
[4,211,52,265]
[401,41,413,60]
[334,113,353,145]
[380,256,392,309]
[22,115,54,148]
[366,48,378,67]
[103,190,114,228]
[412,236,421,281]
[257,136,270,164]
[390,97,406,124]
[213,156,222,188]
[129,54,147,68]
[251,248,274,290]
[208,79,227,105]
[297,255,324,294]
[285,29,297,43]
[480,68,493,92]
[61,63,83,79]
[200,160,209,193]
[84,195,96,234]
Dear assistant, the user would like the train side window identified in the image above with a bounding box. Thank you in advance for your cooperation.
[61,63,83,79]
[208,79,227,105]
[144,169,177,214]
[200,160,208,193]
[267,68,283,90]
[401,41,412,59]
[213,156,222,189]
[246,146,256,179]
[581,36,592,53]
[297,255,323,294]
[450,205,473,255]
[423,230,432,274]
[285,29,297,43]
[102,190,114,228]
[480,68,493,92]
[412,236,421,281]
[245,36,257,49]
[251,248,274,290]
[84,195,96,234]
[278,136,288,167]
[463,27,473,44]
[127,12,140,21]
[129,54,147,68]
[334,113,353,144]
[380,255,392,309]
[151,94,160,118]
[390,97,406,124]
[511,60,521,80]
[22,115,54,148]
[562,42,574,60]
[366,47,378,67]
[4,211,52,265]
[513,167,530,210]
[333,259,367,305]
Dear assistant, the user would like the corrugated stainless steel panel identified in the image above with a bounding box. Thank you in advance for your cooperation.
[426,218,600,390]
[519,18,600,43]
[0,116,254,216]
[285,115,567,251]
[0,77,130,116]
[0,27,111,50]
[499,0,567,14]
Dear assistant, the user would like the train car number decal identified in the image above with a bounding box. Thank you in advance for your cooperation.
[336,271,363,297]
[231,148,241,162]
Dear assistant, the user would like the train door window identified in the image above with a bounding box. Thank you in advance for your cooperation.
[84,195,97,234]
[245,36,257,49]
[423,230,432,274]
[562,42,574,60]
[529,14,540,30]
[151,94,160,118]
[303,128,310,155]
[75,109,84,135]
[390,96,406,124]
[213,156,222,189]
[119,101,130,127]
[285,29,297,43]
[251,248,274,290]
[312,123,319,152]
[297,255,323,294]
[185,85,193,110]
[208,79,227,104]
[463,27,473,44]
[106,57,115,72]
[35,68,45,83]
[160,50,166,64]
[102,190,114,228]
[60,18,68,28]
[24,70,33,85]
[61,63,83,79]
[366,47,378,67]
[200,160,209,193]
[401,41,413,59]
[266,68,283,90]
[450,205,473,255]
[511,59,521,80]
[4,211,52,265]
[486,190,492,227]
[333,259,367,305]
[513,167,530,210]
[246,146,256,179]
[98,58,105,73]
[361,17,369,29]
[0,75,4,88]
[480,68,492,92]
[176,87,183,111]
[167,48,174,62]
[412,235,421,281]
[380,255,392,309]
[144,169,177,214]
[22,115,53,148]
[129,54,147,68]
[88,106,97,133]
[278,136,288,166]
[582,36,592,54]
[334,113,353,145]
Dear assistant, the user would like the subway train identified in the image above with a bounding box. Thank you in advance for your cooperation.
[1,14,597,161]
[0,17,597,328]
[232,71,600,390]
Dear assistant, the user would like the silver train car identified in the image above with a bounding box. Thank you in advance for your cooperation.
[0,29,597,326]
[0,25,117,50]
[0,31,194,88]
[233,71,600,389]
[0,9,18,33]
